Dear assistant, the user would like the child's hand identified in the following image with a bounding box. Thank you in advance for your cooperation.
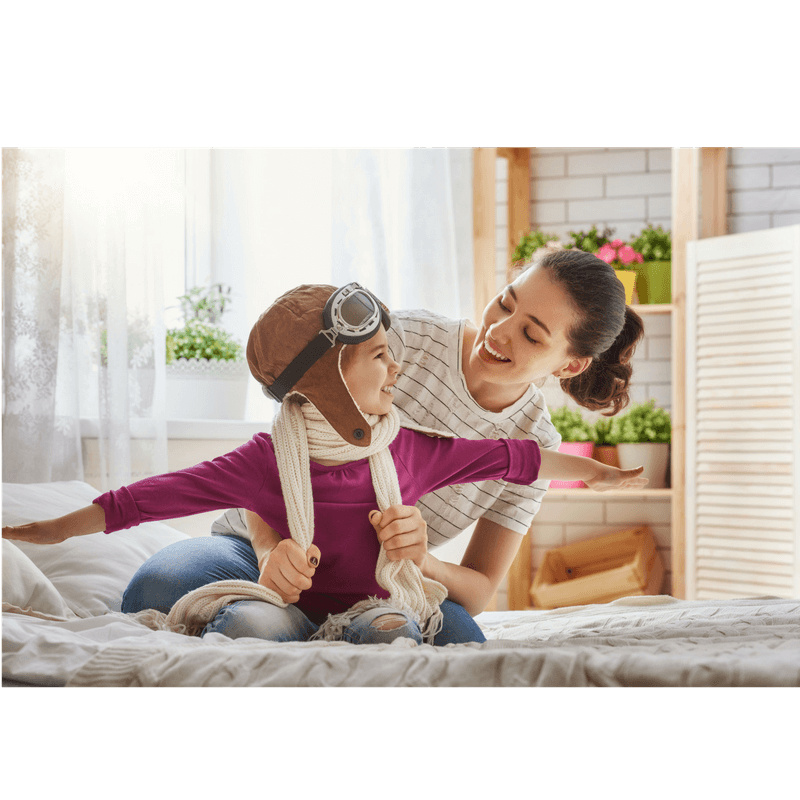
[258,539,321,605]
[583,463,649,492]
[369,505,428,569]
[2,520,66,545]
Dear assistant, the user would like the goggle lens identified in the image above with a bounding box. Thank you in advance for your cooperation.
[339,292,375,327]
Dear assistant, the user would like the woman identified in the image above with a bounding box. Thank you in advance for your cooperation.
[122,249,644,632]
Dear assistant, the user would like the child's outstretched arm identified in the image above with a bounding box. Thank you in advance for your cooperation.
[3,503,107,545]
[538,448,648,491]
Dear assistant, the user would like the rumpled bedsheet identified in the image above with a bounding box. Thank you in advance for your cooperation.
[5,595,798,687]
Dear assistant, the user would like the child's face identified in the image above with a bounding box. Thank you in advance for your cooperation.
[342,325,401,416]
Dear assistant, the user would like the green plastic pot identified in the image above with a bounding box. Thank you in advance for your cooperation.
[632,260,671,305]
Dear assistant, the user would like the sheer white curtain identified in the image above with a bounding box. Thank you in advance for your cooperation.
[208,148,474,421]
[331,148,474,321]
[3,148,183,488]
[3,148,473,481]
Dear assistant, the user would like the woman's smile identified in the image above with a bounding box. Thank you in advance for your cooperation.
[478,336,511,364]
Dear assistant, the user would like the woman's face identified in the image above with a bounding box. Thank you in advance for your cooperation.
[466,265,591,400]
[341,325,401,416]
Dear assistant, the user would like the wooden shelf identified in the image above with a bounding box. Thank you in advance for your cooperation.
[545,488,673,500]
[630,303,674,314]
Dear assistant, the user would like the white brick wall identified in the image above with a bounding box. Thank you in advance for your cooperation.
[488,147,800,610]
[727,148,800,232]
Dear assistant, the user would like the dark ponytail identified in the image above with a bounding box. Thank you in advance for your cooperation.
[534,249,645,416]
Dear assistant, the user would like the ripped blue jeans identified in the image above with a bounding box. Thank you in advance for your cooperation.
[122,534,486,646]
[204,599,424,645]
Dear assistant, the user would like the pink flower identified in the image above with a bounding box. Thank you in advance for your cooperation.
[634,252,644,263]
[610,239,625,248]
[596,243,616,264]
[618,245,637,265]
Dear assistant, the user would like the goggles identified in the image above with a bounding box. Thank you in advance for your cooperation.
[265,282,391,402]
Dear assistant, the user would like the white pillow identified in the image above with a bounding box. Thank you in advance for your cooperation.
[2,539,77,619]
[3,480,190,617]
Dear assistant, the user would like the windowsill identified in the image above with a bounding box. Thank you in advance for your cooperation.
[80,418,273,440]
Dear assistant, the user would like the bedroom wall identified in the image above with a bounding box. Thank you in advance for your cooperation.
[488,146,800,610]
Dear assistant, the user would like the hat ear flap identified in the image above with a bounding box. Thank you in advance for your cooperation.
[294,343,372,447]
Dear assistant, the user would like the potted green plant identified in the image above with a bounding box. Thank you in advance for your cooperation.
[511,230,561,266]
[595,239,643,305]
[165,283,248,420]
[549,406,594,488]
[610,400,671,489]
[591,416,620,468]
[628,224,672,305]
[564,224,615,254]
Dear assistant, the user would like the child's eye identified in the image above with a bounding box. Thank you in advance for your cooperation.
[498,297,510,312]
[524,330,538,345]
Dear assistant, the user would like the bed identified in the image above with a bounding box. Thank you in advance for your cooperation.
[4,480,800,687]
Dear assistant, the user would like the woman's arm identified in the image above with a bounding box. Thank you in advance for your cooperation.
[539,448,647,491]
[420,517,523,617]
[2,503,107,544]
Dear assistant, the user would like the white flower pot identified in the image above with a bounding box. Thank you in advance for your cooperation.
[616,442,670,489]
[166,359,250,420]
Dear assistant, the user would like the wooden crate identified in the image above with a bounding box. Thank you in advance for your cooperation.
[530,526,664,610]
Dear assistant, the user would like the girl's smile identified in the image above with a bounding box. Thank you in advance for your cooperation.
[342,325,401,416]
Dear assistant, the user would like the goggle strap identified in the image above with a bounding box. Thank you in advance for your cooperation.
[266,332,335,402]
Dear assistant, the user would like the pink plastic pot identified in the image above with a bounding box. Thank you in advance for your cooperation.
[549,441,595,488]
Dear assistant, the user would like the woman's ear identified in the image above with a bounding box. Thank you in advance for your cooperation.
[554,356,592,379]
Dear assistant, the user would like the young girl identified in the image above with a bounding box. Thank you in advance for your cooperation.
[3,280,646,646]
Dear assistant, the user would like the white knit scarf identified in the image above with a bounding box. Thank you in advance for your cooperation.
[134,400,447,643]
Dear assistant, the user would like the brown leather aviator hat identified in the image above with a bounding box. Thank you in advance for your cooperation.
[247,283,391,448]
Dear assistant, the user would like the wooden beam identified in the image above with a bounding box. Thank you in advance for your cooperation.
[670,147,700,600]
[701,148,728,238]
[506,530,533,610]
[505,148,531,281]
[473,147,497,325]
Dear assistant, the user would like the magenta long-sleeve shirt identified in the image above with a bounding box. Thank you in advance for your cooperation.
[95,429,541,622]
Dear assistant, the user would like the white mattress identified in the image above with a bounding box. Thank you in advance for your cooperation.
[4,481,800,687]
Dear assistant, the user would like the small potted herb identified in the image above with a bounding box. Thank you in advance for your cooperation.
[549,406,594,488]
[610,400,672,489]
[628,224,672,305]
[165,283,248,420]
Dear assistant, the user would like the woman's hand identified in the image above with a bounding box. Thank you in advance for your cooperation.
[258,538,321,605]
[369,505,429,570]
[583,462,649,492]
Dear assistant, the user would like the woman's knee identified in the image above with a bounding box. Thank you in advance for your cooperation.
[433,599,486,646]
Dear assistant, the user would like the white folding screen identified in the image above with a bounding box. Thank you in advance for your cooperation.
[686,225,800,600]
